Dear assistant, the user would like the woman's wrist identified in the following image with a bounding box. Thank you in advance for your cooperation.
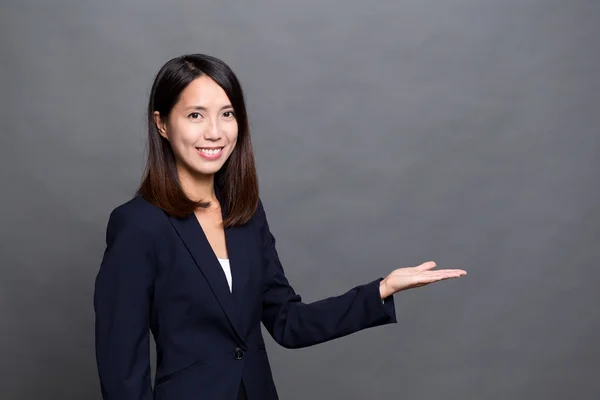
[379,278,390,300]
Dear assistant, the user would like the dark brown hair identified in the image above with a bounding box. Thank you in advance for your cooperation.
[137,54,259,227]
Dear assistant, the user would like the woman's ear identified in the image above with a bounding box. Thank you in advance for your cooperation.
[154,111,168,139]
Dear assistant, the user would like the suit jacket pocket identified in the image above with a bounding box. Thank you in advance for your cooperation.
[154,360,207,387]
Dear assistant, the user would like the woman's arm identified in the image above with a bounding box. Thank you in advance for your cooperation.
[94,207,156,399]
[258,200,397,349]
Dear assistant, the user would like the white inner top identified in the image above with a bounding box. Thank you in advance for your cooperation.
[217,258,232,292]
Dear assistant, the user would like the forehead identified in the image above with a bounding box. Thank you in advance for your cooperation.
[177,75,231,107]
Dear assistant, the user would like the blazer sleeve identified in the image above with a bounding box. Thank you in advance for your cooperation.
[258,200,397,349]
[93,207,156,400]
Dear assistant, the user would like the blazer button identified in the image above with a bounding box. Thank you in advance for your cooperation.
[233,347,244,360]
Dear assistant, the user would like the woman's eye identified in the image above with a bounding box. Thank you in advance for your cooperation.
[223,111,235,118]
[189,112,201,119]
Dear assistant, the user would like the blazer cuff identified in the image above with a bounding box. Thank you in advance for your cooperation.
[368,278,397,324]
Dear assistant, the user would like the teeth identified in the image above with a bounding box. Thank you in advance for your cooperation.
[198,147,223,155]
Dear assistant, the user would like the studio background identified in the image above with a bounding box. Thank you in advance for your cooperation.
[1,1,599,399]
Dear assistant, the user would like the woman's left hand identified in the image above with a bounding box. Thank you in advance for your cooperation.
[379,261,466,299]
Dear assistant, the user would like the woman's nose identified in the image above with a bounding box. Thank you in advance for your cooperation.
[204,120,221,140]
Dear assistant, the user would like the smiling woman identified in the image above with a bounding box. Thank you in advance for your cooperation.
[93,53,466,400]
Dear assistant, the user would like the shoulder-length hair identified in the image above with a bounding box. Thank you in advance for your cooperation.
[137,54,259,227]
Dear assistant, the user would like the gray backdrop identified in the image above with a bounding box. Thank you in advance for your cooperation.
[1,0,599,399]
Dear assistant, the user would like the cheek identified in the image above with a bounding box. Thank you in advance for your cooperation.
[229,124,239,145]
[167,135,196,165]
[229,135,238,154]
[169,125,197,148]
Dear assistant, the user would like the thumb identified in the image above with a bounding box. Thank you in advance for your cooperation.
[416,261,437,271]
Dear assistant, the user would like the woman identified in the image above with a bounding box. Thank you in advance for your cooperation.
[93,53,466,400]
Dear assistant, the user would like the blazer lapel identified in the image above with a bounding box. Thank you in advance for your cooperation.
[168,214,246,346]
[225,224,250,313]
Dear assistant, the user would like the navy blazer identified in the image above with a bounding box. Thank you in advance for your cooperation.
[94,195,397,400]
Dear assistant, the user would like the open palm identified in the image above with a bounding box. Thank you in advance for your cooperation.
[380,261,466,298]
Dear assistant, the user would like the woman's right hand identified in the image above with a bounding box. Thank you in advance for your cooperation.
[379,261,466,299]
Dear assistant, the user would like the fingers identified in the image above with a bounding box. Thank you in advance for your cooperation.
[424,274,451,283]
[421,270,465,283]
[439,269,467,276]
[401,266,467,290]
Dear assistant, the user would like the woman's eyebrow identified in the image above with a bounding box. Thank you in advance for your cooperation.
[187,105,233,111]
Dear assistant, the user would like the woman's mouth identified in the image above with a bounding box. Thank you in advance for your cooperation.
[195,147,224,160]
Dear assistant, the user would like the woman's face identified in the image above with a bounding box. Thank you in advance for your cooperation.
[155,75,238,178]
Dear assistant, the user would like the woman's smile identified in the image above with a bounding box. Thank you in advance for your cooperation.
[195,146,224,160]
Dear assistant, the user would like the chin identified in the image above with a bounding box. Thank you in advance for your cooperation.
[194,163,226,176]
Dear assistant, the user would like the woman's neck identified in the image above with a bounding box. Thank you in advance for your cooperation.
[177,165,217,203]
